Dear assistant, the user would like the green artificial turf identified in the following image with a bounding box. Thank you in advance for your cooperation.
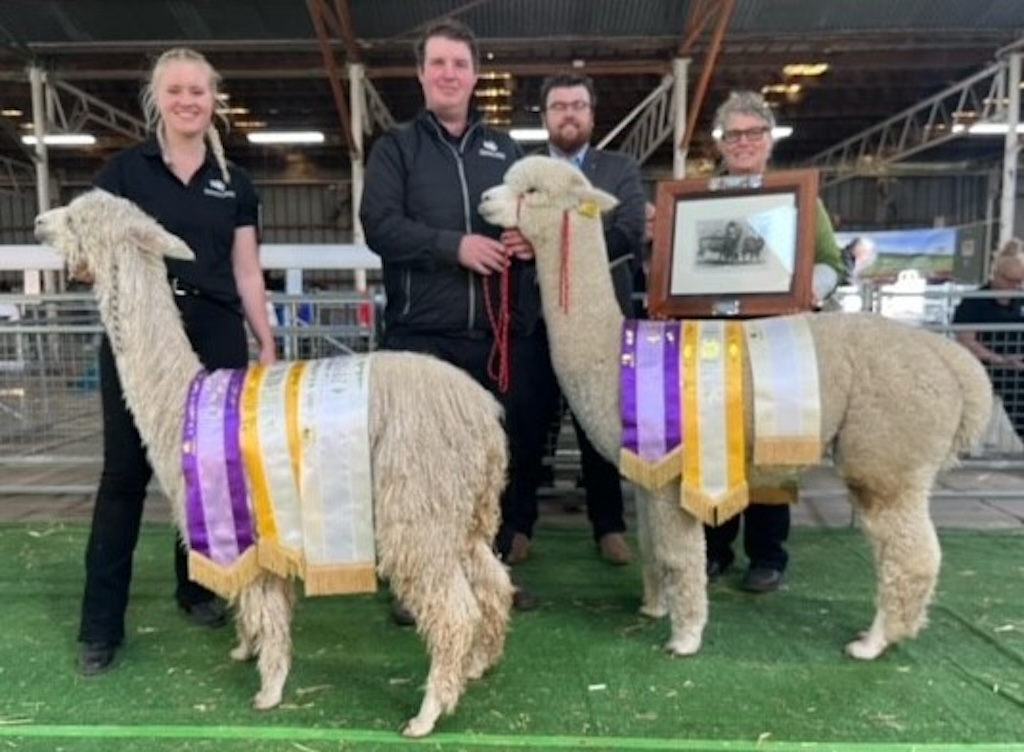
[0,520,1021,751]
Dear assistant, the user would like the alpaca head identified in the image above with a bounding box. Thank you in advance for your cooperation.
[35,189,194,282]
[479,155,617,254]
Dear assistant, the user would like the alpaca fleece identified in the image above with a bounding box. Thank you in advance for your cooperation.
[480,155,992,661]
[36,189,514,737]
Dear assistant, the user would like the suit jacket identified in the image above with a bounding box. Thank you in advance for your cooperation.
[576,148,647,315]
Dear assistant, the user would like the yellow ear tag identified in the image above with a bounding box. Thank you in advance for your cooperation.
[578,200,600,218]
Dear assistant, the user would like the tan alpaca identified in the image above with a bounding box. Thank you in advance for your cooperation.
[36,189,514,738]
[480,155,992,660]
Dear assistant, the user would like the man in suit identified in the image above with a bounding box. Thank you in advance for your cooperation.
[511,73,646,566]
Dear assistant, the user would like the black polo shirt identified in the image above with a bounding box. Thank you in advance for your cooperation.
[952,283,1024,358]
[93,138,259,306]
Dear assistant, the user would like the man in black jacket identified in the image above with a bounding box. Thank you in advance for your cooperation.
[511,73,646,566]
[360,18,558,620]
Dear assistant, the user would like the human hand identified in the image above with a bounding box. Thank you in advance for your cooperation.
[501,229,534,261]
[458,233,509,275]
[257,341,277,366]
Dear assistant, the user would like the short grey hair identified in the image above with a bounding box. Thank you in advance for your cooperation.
[712,90,776,135]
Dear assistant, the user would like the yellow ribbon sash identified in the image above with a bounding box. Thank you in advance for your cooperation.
[681,320,748,526]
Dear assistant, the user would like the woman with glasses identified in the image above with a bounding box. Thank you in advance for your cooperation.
[704,90,845,594]
[953,238,1024,442]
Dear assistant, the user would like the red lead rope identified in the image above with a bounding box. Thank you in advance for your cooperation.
[559,210,571,312]
[484,269,511,393]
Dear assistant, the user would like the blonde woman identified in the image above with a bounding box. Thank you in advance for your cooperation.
[953,238,1024,440]
[77,48,275,676]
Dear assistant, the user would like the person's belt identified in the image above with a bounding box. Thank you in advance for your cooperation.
[169,276,205,298]
[168,276,242,315]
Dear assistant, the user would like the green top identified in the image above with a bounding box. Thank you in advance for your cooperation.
[814,198,844,273]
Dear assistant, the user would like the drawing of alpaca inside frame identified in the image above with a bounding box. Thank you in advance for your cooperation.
[648,169,819,318]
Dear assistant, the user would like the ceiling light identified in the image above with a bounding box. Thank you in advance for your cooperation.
[761,83,802,96]
[951,122,1024,135]
[1,108,23,117]
[509,127,549,142]
[247,131,325,145]
[783,63,829,77]
[475,87,511,98]
[21,133,96,146]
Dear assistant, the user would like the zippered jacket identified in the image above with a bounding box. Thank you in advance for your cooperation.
[361,110,541,337]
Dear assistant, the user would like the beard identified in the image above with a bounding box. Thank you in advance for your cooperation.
[548,121,592,154]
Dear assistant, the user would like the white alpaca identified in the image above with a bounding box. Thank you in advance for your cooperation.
[480,156,992,660]
[36,189,514,737]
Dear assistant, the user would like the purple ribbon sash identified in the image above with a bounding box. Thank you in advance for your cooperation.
[183,369,254,566]
[620,319,682,461]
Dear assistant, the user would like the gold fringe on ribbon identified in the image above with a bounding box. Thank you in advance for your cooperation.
[619,446,683,490]
[753,436,822,466]
[188,546,261,601]
[748,483,800,506]
[256,539,305,579]
[303,563,378,597]
[682,481,750,527]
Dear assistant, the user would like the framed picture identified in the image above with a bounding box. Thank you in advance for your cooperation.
[647,169,820,318]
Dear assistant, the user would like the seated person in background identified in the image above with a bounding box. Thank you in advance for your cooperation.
[953,237,1024,442]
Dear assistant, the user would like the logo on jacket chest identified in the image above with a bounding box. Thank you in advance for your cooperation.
[203,178,237,199]
[478,140,508,160]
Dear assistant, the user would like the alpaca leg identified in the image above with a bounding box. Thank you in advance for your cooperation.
[234,575,295,709]
[648,488,707,656]
[395,571,478,737]
[635,489,667,619]
[462,541,514,681]
[846,482,940,660]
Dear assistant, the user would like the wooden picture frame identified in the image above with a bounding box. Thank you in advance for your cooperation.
[647,169,820,319]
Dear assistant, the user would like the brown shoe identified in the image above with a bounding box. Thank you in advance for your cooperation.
[598,533,632,565]
[506,533,531,565]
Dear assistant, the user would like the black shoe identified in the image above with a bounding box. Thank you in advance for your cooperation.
[512,585,538,611]
[740,567,784,593]
[179,598,228,628]
[79,641,119,676]
[390,599,416,627]
[706,559,731,582]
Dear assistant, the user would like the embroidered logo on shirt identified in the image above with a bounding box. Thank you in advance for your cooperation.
[479,140,507,160]
[204,178,236,199]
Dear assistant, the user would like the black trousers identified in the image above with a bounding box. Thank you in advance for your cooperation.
[380,328,560,560]
[571,413,626,542]
[78,296,248,646]
[704,502,790,573]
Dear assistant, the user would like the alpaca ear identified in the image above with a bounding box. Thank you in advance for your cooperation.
[129,223,195,261]
[577,187,619,217]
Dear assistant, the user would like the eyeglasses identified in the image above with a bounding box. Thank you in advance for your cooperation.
[720,126,770,144]
[546,100,590,113]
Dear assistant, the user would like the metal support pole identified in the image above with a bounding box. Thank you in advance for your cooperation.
[999,52,1021,247]
[672,58,689,179]
[349,61,367,294]
[28,65,48,296]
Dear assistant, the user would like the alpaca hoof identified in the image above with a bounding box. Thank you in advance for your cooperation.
[664,634,701,656]
[230,644,255,662]
[639,603,668,619]
[465,657,488,681]
[845,636,887,661]
[252,689,283,710]
[402,715,436,738]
